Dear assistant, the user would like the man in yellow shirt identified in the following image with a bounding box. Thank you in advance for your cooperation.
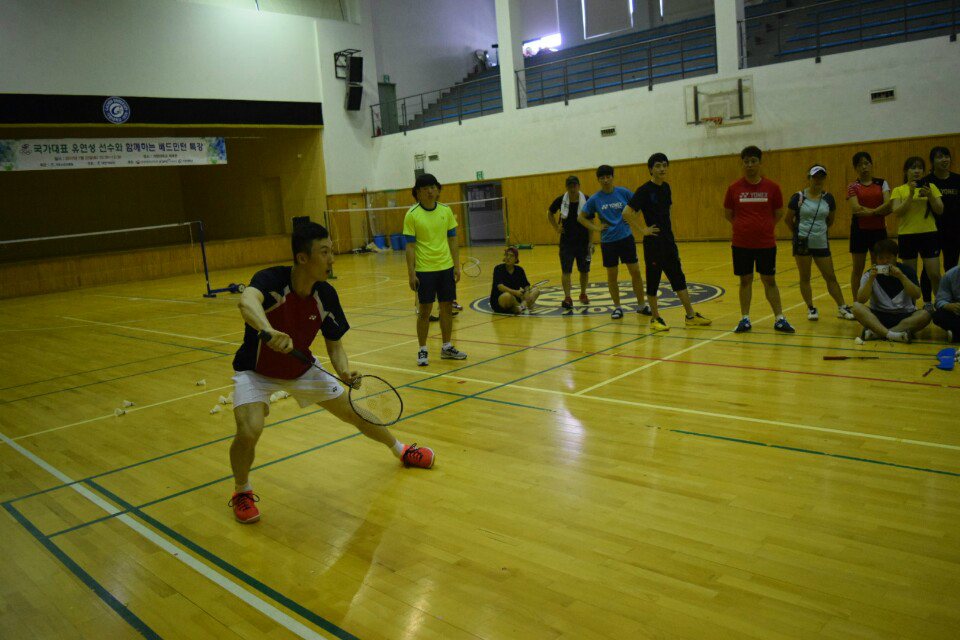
[891,156,945,311]
[403,174,467,366]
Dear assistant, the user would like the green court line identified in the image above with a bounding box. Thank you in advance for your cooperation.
[586,327,939,357]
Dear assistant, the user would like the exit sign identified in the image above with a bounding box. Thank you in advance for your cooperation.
[476,171,484,180]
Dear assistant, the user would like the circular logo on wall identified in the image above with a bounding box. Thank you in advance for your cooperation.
[103,97,131,124]
[470,281,724,317]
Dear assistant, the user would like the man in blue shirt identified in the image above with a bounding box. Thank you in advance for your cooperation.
[933,264,960,342]
[579,165,650,319]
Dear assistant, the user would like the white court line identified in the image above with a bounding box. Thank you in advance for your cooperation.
[13,385,234,441]
[575,287,844,396]
[0,430,327,639]
[97,295,198,304]
[62,317,236,345]
[350,359,960,453]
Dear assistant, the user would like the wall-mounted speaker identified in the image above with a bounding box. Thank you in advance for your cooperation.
[348,56,363,83]
[345,83,363,111]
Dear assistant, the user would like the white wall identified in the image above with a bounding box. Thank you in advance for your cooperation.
[369,0,497,99]
[0,0,382,195]
[364,36,960,191]
[314,2,382,194]
[0,0,322,102]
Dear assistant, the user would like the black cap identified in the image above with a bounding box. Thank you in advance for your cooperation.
[565,175,580,187]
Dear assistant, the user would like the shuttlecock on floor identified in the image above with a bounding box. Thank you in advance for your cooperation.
[195,379,206,386]
[226,392,234,404]
[114,408,126,416]
[209,404,222,414]
[854,337,864,345]
[122,400,135,408]
[218,395,229,405]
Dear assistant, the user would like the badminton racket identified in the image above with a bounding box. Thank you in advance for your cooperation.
[462,257,481,277]
[257,331,402,426]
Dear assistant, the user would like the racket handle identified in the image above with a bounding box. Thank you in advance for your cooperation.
[257,330,312,365]
[822,356,847,360]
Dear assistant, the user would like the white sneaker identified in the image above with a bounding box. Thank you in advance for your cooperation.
[440,345,467,360]
[861,329,878,341]
[807,307,819,321]
[417,348,428,366]
[837,304,855,320]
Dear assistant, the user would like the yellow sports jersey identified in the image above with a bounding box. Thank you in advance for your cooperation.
[402,202,458,271]
[891,182,942,235]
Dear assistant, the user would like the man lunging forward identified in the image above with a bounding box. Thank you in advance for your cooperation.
[229,222,434,524]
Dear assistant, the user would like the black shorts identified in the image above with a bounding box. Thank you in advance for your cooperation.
[872,309,915,329]
[600,236,639,268]
[849,223,888,254]
[644,242,686,296]
[490,293,521,314]
[898,232,940,260]
[732,246,777,276]
[416,267,457,304]
[559,243,591,273]
[792,246,831,258]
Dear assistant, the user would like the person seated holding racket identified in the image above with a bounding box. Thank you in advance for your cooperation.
[490,246,540,314]
[852,238,931,343]
[228,222,434,524]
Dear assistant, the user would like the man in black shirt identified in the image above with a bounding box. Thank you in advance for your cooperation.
[623,153,712,331]
[548,176,592,309]
[228,222,434,524]
[922,146,960,303]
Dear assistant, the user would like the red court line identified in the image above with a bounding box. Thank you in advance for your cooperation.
[354,326,960,390]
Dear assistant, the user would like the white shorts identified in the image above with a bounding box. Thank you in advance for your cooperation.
[233,361,343,415]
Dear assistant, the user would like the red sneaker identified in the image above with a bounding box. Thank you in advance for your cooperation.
[228,491,260,523]
[579,293,590,304]
[401,444,435,469]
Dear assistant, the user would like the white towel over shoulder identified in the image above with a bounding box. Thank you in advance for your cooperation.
[559,191,587,220]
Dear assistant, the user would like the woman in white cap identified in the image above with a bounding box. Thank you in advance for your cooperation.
[785,164,854,321]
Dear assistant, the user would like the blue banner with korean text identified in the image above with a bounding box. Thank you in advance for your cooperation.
[0,137,227,171]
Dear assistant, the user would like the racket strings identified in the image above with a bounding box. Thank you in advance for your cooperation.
[349,377,402,425]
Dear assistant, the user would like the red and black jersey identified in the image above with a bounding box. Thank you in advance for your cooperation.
[232,266,349,379]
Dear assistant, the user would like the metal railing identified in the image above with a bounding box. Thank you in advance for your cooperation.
[370,73,502,137]
[740,0,958,67]
[515,26,717,109]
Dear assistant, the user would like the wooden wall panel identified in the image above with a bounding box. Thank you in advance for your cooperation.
[0,126,326,248]
[0,235,289,299]
[332,133,960,248]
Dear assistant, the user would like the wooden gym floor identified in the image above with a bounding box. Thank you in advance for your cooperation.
[1,240,957,640]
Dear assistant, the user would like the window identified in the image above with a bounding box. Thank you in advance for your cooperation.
[582,0,633,39]
[522,33,562,57]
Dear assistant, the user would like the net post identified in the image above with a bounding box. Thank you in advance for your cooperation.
[502,196,511,245]
[197,220,216,298]
[322,210,337,279]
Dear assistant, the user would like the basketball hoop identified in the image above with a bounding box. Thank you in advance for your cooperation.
[701,116,723,138]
